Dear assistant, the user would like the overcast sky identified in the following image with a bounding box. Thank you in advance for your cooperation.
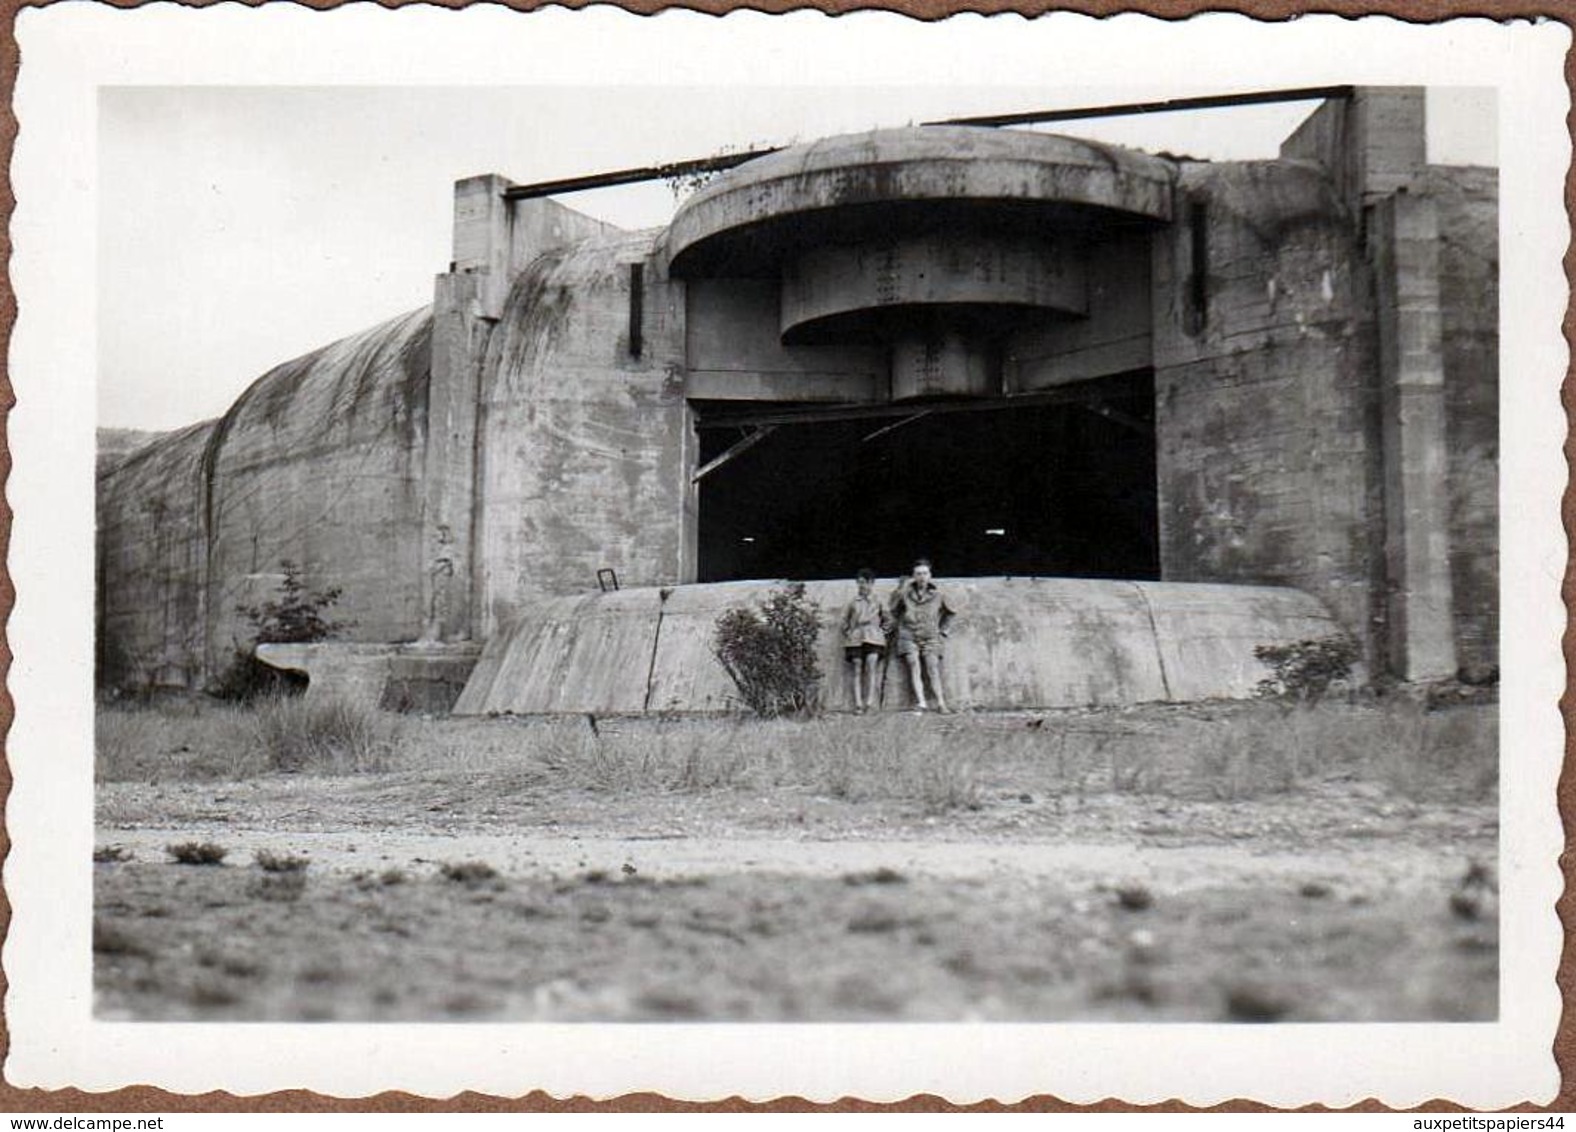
[98,83,1495,432]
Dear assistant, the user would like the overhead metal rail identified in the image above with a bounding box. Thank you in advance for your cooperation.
[500,86,1354,203]
[926,84,1355,130]
[691,382,1153,433]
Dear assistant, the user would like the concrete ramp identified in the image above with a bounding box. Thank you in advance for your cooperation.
[453,578,1343,716]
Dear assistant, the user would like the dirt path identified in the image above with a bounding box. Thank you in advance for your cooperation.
[103,825,1481,898]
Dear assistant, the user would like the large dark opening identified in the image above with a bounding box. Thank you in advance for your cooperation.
[695,372,1157,582]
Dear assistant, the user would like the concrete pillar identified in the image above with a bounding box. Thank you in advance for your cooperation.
[1370,192,1457,680]
[1280,86,1426,216]
[891,331,995,399]
[451,174,514,319]
[422,271,486,642]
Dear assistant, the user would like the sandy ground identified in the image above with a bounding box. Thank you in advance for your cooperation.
[94,743,1499,1023]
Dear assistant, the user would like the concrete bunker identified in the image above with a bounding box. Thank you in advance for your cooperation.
[95,87,1499,712]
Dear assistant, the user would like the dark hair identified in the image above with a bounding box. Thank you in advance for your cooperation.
[856,568,875,583]
[912,558,932,570]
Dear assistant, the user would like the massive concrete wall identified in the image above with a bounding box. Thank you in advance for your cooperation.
[455,577,1341,715]
[97,420,216,688]
[1428,165,1499,675]
[201,308,433,672]
[473,230,691,638]
[1152,160,1382,659]
[98,310,435,688]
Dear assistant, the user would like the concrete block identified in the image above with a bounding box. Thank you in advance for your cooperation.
[255,642,481,711]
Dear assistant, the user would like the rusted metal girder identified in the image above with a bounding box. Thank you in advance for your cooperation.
[500,86,1355,202]
[691,425,779,483]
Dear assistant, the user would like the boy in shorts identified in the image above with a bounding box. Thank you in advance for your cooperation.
[889,558,956,713]
[840,569,890,713]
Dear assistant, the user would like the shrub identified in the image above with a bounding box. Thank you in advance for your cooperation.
[213,560,352,702]
[712,583,823,717]
[1253,636,1360,704]
[167,841,228,866]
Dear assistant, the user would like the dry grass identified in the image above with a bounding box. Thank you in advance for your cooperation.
[243,695,404,774]
[98,694,404,781]
[96,691,1496,808]
[253,850,310,873]
[534,715,983,813]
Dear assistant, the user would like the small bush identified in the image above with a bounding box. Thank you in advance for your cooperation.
[713,583,823,718]
[93,845,134,864]
[253,849,310,873]
[213,560,352,703]
[167,841,227,866]
[1254,636,1360,703]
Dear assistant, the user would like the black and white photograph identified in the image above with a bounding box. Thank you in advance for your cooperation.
[6,4,1566,1108]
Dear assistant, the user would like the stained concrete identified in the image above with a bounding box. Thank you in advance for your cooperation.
[456,577,1340,716]
[1153,159,1380,669]
[471,230,690,639]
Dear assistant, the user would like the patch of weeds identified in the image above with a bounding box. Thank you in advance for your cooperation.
[843,867,907,886]
[916,755,982,814]
[247,872,307,903]
[379,868,408,886]
[243,694,404,774]
[1114,884,1154,912]
[1253,635,1359,703]
[253,849,310,873]
[225,958,264,979]
[636,986,705,1019]
[296,963,344,987]
[93,845,134,864]
[846,906,902,934]
[440,860,499,885]
[189,980,242,1008]
[1222,981,1295,1023]
[166,841,228,866]
[92,918,149,957]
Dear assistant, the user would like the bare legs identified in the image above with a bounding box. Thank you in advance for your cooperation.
[862,652,882,713]
[901,649,949,712]
[922,651,950,713]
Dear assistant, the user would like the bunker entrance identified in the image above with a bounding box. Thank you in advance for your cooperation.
[694,372,1157,583]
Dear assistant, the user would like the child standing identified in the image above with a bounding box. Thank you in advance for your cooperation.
[840,569,891,713]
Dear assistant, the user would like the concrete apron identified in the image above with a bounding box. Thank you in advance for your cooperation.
[453,577,1341,716]
[255,641,483,712]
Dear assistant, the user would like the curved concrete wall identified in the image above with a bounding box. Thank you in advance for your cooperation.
[97,308,434,688]
[455,577,1341,715]
[96,419,219,688]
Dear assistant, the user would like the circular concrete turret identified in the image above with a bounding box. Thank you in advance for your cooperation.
[662,127,1175,277]
[662,127,1175,399]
